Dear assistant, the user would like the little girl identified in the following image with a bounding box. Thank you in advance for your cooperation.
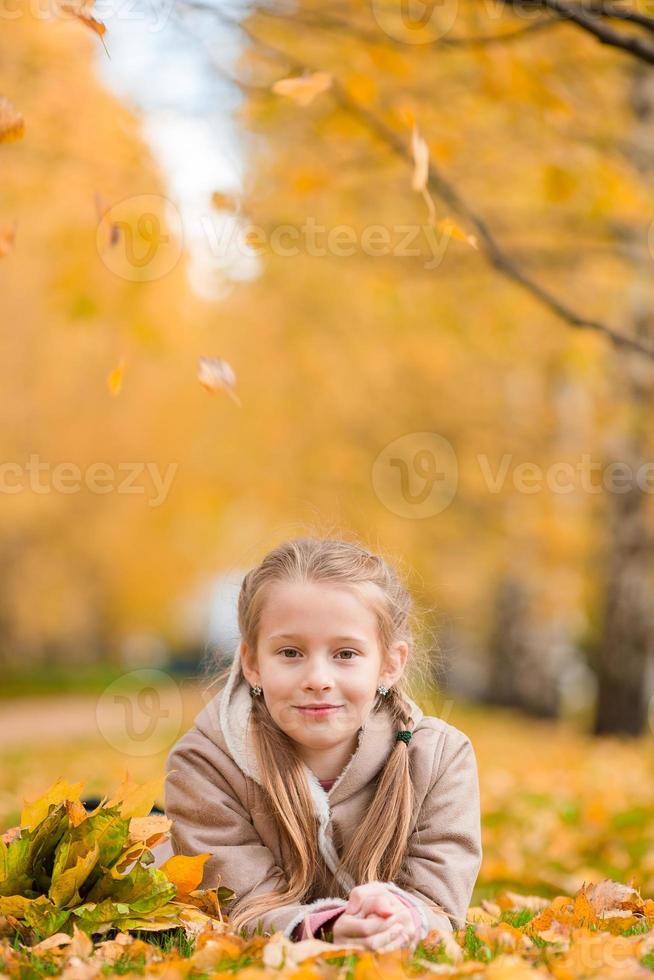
[165,537,482,951]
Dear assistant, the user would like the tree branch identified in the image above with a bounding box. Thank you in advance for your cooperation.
[510,0,654,64]
[185,1,654,360]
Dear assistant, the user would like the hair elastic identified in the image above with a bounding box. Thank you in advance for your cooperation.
[396,730,412,744]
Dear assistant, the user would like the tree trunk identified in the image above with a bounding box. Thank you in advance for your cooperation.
[593,63,654,736]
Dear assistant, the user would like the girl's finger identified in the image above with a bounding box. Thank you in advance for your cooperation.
[371,898,395,917]
[341,912,402,937]
[368,924,406,951]
[352,901,393,922]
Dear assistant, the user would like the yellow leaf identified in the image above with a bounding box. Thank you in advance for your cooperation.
[107,359,125,396]
[105,772,164,819]
[21,779,85,831]
[160,853,211,898]
[128,814,171,846]
[467,906,497,924]
[436,217,479,250]
[344,73,377,105]
[272,72,332,107]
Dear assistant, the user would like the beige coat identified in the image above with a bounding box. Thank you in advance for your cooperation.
[164,650,482,940]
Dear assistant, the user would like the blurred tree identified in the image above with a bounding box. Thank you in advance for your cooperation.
[174,0,654,733]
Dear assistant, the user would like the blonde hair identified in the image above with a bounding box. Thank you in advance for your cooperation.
[209,535,436,936]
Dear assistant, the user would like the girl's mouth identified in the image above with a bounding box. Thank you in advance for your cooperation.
[296,706,342,717]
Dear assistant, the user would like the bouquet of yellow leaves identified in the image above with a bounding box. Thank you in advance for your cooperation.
[0,775,234,942]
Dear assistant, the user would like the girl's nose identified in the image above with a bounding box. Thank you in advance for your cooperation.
[302,667,334,690]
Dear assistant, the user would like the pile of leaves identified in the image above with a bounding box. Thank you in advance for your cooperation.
[5,777,654,977]
[3,877,654,977]
[0,776,234,943]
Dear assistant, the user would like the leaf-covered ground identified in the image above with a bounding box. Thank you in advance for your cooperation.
[3,686,654,976]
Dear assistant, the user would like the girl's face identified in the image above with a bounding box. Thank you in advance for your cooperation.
[240,580,408,757]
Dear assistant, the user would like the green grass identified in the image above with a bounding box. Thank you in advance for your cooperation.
[1,666,131,699]
[132,929,196,957]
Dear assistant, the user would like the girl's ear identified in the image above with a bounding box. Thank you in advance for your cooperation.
[240,640,260,686]
[380,640,409,688]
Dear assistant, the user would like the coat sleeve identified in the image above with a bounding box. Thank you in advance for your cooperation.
[164,728,348,939]
[382,727,483,936]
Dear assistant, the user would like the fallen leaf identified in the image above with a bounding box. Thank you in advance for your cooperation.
[21,778,85,830]
[262,932,339,968]
[66,799,89,828]
[128,815,172,847]
[31,932,74,951]
[159,853,211,899]
[105,773,164,819]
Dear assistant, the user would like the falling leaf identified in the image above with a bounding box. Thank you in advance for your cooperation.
[107,359,125,397]
[211,191,239,211]
[410,124,429,193]
[410,123,437,224]
[436,217,479,250]
[58,0,109,57]
[272,71,332,107]
[197,356,241,406]
[159,853,211,899]
[0,97,24,143]
[0,221,17,258]
[95,192,120,248]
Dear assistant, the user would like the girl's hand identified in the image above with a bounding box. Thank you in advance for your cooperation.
[331,909,410,951]
[332,883,417,951]
[350,883,418,947]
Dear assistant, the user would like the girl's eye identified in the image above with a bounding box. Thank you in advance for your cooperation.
[277,648,358,660]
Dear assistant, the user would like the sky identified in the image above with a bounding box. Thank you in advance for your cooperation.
[93,0,263,300]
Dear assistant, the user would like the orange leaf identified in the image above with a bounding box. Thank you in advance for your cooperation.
[65,798,88,827]
[0,97,24,143]
[160,853,211,898]
[436,217,479,250]
[0,221,17,257]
